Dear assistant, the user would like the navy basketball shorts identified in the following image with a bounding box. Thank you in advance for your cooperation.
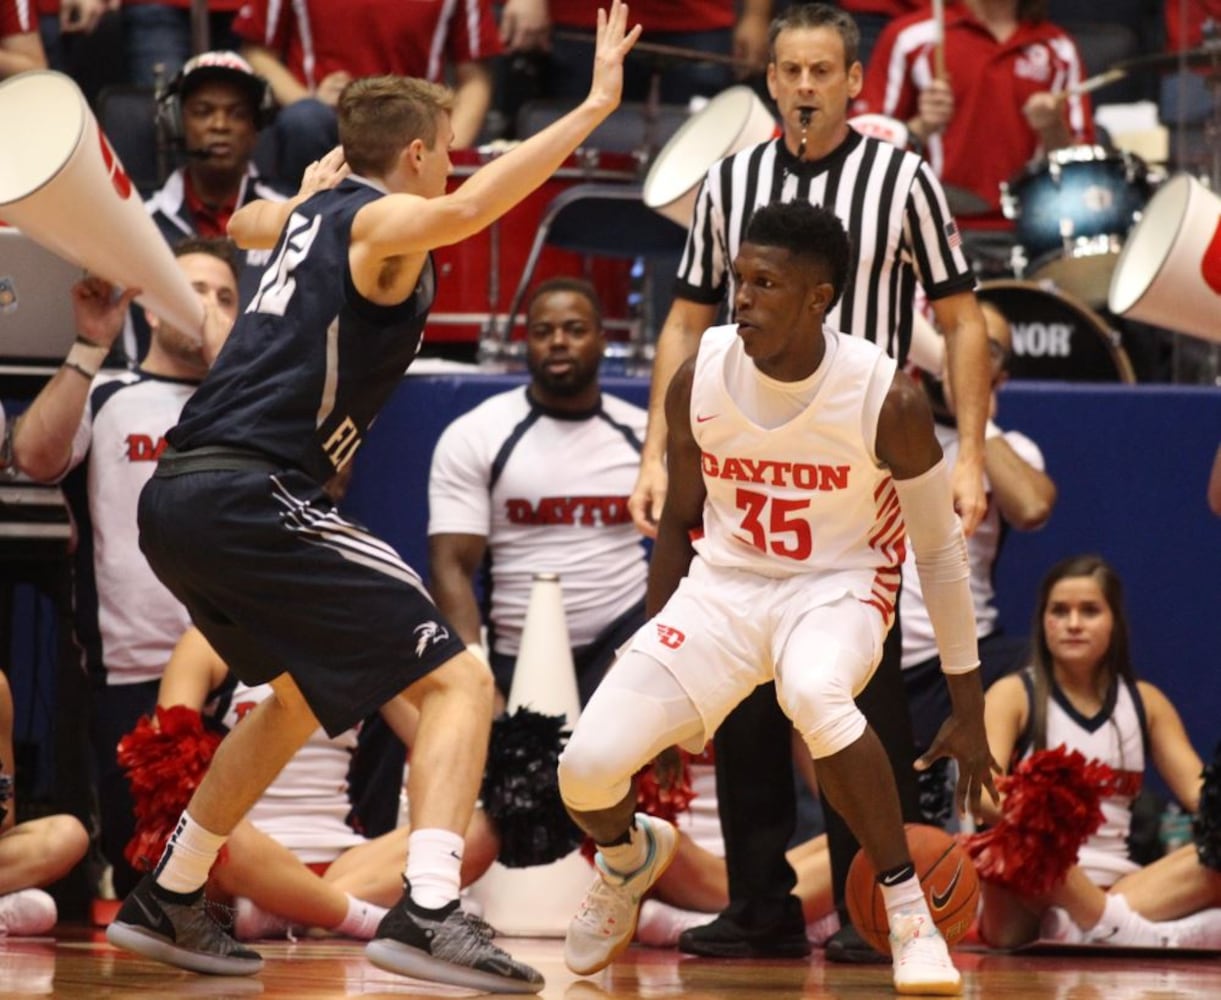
[138,464,465,736]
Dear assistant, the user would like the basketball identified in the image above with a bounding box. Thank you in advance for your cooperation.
[844,823,980,955]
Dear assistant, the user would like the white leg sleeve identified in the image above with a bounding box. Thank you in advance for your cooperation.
[894,458,980,674]
[557,651,706,813]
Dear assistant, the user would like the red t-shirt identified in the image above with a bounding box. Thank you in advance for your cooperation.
[840,1,928,17]
[231,0,501,90]
[548,0,734,33]
[2,0,36,33]
[856,6,1093,225]
[182,172,236,239]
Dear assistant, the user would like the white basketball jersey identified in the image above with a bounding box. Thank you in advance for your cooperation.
[61,371,197,684]
[690,325,902,622]
[428,386,647,654]
[222,681,364,862]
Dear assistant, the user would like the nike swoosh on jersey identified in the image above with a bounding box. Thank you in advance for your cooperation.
[695,414,718,423]
[930,860,964,910]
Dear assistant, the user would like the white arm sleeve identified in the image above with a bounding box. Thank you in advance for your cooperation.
[893,458,980,675]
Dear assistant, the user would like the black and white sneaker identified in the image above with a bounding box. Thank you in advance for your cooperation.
[366,889,544,994]
[106,875,264,976]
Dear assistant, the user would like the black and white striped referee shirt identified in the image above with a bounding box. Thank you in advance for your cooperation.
[674,130,976,365]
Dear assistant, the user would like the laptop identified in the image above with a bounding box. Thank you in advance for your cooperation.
[0,224,85,364]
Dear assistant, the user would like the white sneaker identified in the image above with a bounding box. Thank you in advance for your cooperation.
[1158,907,1221,949]
[564,814,678,975]
[233,897,296,941]
[1039,906,1085,944]
[890,912,962,996]
[0,889,57,936]
[635,899,714,948]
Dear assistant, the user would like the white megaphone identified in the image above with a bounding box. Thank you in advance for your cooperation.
[1108,173,1221,344]
[465,572,592,937]
[644,86,778,229]
[0,70,204,340]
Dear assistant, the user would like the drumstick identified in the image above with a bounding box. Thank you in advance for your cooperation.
[932,0,947,80]
[1064,66,1128,97]
[554,29,755,71]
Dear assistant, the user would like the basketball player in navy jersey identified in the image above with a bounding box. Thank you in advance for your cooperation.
[556,201,996,995]
[106,4,641,992]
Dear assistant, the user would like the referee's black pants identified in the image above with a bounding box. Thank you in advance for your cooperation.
[712,611,922,926]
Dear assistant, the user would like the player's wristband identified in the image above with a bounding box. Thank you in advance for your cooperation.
[64,340,108,379]
[466,643,489,666]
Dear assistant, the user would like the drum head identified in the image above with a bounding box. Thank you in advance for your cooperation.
[1028,247,1120,308]
[977,280,1135,382]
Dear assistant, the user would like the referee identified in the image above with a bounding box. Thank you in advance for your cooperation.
[628,3,992,962]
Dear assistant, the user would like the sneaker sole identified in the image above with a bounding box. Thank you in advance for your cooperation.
[895,977,962,996]
[566,820,682,976]
[106,922,264,977]
[365,939,544,995]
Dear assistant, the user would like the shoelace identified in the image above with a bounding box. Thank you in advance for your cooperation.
[460,911,497,941]
[892,919,950,969]
[204,898,238,934]
[573,877,632,936]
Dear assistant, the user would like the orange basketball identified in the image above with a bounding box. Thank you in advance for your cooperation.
[844,823,980,956]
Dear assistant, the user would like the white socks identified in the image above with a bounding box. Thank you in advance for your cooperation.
[154,812,227,895]
[880,871,929,922]
[599,824,649,880]
[333,894,388,940]
[406,828,464,909]
[1088,893,1159,946]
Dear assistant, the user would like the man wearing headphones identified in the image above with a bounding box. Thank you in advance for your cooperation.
[147,50,285,311]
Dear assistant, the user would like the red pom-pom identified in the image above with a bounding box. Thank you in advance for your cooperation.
[963,744,1119,896]
[117,706,222,871]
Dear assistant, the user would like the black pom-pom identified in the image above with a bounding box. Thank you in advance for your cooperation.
[1192,740,1221,871]
[0,766,11,827]
[480,707,583,868]
[917,757,954,830]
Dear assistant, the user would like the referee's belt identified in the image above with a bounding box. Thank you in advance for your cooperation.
[155,445,285,477]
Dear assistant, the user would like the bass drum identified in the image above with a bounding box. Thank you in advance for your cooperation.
[976,280,1136,383]
[1002,145,1151,307]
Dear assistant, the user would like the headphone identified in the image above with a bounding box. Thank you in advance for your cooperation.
[155,51,277,154]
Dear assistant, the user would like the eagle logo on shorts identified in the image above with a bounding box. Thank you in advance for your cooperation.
[414,621,451,658]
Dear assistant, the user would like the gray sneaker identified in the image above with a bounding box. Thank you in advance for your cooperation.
[366,889,544,994]
[106,875,264,976]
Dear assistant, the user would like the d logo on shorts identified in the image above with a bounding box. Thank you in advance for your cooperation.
[655,624,686,650]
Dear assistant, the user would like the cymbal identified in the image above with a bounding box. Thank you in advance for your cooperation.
[1116,44,1221,76]
[944,185,992,216]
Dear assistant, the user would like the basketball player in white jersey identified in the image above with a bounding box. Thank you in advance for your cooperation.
[556,200,996,995]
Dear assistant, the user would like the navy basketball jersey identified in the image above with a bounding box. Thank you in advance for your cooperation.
[169,177,434,483]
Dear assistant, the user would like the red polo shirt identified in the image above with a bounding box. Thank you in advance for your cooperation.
[856,5,1093,226]
[549,0,735,33]
[231,0,501,91]
[2,0,35,33]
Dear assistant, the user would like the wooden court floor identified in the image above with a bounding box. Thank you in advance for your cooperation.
[2,928,1220,1000]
